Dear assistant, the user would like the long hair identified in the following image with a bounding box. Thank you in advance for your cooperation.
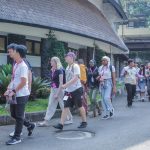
[51,57,62,70]
[139,64,145,76]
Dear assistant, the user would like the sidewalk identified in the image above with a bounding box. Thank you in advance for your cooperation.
[1,96,150,150]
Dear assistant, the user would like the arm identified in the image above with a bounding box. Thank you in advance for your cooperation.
[28,70,32,92]
[62,75,79,89]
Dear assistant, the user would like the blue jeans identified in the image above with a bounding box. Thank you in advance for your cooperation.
[100,79,114,116]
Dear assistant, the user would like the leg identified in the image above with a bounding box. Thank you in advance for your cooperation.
[125,84,133,106]
[44,89,59,121]
[101,87,107,116]
[14,103,26,138]
[91,88,98,117]
[103,81,114,114]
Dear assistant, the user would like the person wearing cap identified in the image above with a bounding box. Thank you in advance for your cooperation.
[78,59,88,115]
[4,44,36,145]
[53,52,87,130]
[121,59,137,107]
[87,59,101,117]
[98,56,116,119]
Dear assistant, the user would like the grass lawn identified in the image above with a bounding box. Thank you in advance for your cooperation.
[0,99,48,116]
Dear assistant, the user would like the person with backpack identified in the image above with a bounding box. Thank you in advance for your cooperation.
[38,57,72,126]
[78,59,88,114]
[98,56,116,119]
[8,44,36,138]
[87,59,101,117]
[53,52,87,130]
[4,44,36,145]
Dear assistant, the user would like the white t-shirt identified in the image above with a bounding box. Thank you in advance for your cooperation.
[65,63,82,92]
[12,61,30,97]
[98,65,115,79]
[121,66,137,85]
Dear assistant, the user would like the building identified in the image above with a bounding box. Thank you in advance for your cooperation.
[0,0,128,77]
[118,20,150,64]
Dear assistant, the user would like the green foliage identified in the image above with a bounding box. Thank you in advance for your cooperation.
[94,44,105,66]
[0,99,49,115]
[0,64,12,104]
[47,30,67,67]
[30,77,50,100]
[120,0,150,27]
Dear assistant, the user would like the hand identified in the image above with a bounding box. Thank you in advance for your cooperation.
[8,90,15,97]
[113,86,117,94]
[4,90,10,96]
[61,84,67,89]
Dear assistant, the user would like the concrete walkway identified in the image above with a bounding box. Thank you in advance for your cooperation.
[1,96,150,150]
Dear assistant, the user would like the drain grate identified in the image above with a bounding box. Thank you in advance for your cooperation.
[55,130,95,140]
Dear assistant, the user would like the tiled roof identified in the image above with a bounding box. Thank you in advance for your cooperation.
[0,0,128,51]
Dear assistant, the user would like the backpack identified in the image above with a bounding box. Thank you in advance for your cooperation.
[61,68,66,84]
[79,64,87,83]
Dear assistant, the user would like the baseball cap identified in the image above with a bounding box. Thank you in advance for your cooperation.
[65,52,76,59]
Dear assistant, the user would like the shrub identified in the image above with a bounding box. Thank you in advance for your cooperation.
[0,64,12,104]
[30,77,50,100]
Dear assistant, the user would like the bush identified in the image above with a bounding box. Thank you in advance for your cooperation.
[30,77,50,100]
[0,64,12,104]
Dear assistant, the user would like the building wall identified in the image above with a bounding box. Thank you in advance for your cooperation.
[0,53,7,65]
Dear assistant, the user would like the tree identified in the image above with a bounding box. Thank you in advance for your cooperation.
[120,0,150,27]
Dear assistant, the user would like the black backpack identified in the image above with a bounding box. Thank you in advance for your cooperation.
[61,68,66,84]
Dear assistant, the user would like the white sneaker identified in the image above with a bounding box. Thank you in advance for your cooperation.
[64,118,73,125]
[37,121,49,127]
[9,131,23,137]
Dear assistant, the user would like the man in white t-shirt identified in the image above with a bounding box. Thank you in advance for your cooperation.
[53,52,87,130]
[4,44,35,145]
[121,59,137,107]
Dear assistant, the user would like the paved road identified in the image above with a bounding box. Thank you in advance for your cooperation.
[1,96,150,150]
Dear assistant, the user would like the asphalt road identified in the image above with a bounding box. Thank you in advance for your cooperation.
[1,96,150,150]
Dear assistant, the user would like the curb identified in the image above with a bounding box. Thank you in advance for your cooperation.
[0,109,62,126]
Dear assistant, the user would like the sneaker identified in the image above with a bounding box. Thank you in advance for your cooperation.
[9,131,23,138]
[6,137,21,145]
[142,99,145,102]
[110,109,114,118]
[37,121,49,127]
[53,123,63,130]
[64,118,73,125]
[102,115,110,120]
[27,123,36,136]
[78,122,87,128]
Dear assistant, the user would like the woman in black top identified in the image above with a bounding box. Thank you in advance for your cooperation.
[38,57,72,126]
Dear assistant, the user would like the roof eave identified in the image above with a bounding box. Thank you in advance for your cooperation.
[103,0,128,21]
[0,19,128,52]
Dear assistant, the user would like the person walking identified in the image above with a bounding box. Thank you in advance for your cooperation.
[121,59,137,107]
[98,56,116,119]
[87,59,101,117]
[38,57,73,126]
[138,64,146,102]
[4,44,35,145]
[78,59,88,114]
[53,52,87,130]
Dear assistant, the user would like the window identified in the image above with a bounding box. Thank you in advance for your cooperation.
[26,41,33,54]
[34,42,40,55]
[0,36,6,52]
[26,40,41,55]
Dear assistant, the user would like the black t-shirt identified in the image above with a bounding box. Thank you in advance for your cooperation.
[50,69,63,88]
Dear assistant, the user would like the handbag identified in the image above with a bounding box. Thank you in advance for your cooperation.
[6,95,17,104]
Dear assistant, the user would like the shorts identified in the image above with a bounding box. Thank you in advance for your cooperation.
[64,87,83,108]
